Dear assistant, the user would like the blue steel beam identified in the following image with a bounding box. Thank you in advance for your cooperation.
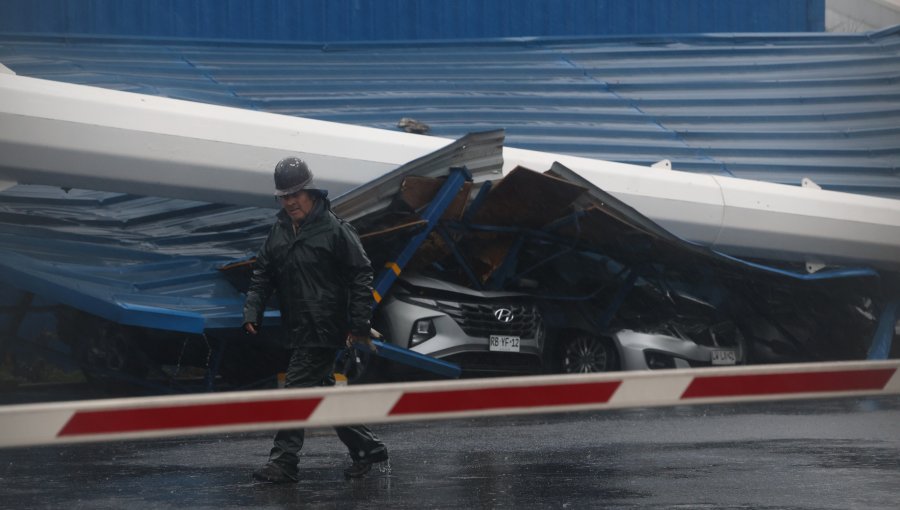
[435,226,484,290]
[867,299,898,360]
[356,340,462,379]
[358,166,473,379]
[370,166,472,307]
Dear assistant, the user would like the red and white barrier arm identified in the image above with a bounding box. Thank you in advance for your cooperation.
[1,360,898,448]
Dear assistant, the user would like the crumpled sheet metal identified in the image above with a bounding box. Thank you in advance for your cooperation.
[470,166,586,229]
[452,167,587,282]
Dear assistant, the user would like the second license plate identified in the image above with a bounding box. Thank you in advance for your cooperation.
[489,335,521,352]
[711,350,737,365]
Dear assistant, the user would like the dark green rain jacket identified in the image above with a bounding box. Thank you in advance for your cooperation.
[242,198,374,348]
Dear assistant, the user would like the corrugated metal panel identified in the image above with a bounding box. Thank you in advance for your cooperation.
[333,130,505,221]
[0,186,271,332]
[1,30,897,198]
[0,0,824,41]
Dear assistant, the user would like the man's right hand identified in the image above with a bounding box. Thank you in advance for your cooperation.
[243,322,258,335]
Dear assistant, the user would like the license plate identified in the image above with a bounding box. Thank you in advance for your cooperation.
[711,350,736,365]
[489,335,520,352]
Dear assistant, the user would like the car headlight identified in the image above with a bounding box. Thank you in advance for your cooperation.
[409,319,436,347]
[644,350,676,369]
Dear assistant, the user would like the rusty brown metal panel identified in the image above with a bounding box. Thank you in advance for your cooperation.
[400,176,472,221]
[471,167,586,229]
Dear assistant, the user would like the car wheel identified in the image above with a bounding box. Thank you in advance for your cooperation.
[561,334,618,373]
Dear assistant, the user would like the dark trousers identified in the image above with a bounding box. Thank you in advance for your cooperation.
[268,346,386,468]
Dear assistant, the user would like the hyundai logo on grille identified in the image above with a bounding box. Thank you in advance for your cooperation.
[494,308,514,323]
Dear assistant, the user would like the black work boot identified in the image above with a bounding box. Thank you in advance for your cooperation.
[252,462,299,483]
[343,447,389,479]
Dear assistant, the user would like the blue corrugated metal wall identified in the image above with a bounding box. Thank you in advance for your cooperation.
[0,0,824,41]
[2,30,898,198]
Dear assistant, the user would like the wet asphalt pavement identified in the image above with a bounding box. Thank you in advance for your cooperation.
[1,394,899,509]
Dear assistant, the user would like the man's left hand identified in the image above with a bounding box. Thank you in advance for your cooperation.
[346,332,377,352]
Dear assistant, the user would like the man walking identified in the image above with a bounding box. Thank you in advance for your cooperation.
[243,157,388,483]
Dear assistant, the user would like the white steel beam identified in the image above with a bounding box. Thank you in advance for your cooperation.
[1,73,899,271]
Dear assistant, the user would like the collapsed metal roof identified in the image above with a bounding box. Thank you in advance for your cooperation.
[1,28,899,198]
[0,186,270,333]
[0,132,505,334]
[0,132,889,367]
[0,30,897,361]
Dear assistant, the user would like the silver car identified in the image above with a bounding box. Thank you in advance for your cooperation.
[376,273,546,377]
[557,328,744,374]
[369,274,743,379]
[546,285,746,374]
[617,328,744,369]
